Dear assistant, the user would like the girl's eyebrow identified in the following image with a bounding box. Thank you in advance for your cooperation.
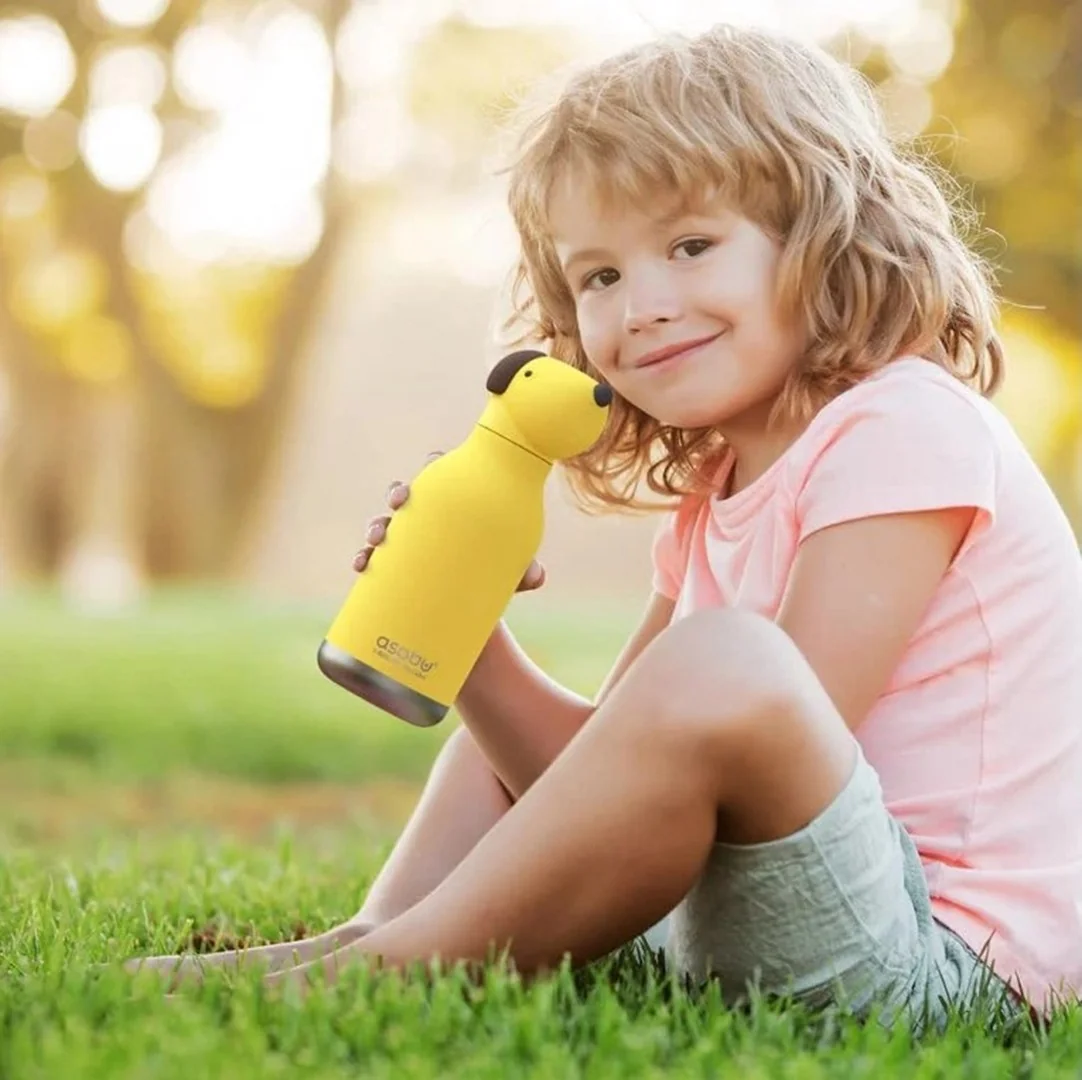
[560,247,611,273]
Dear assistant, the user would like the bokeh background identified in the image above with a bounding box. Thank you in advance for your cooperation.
[0,0,1079,849]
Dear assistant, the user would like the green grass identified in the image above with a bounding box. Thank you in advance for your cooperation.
[0,586,634,786]
[1,588,1079,1076]
[3,832,1078,1078]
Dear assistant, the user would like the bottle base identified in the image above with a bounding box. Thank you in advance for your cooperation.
[317,640,449,728]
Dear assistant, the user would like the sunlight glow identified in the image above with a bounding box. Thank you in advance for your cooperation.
[448,0,926,47]
[875,75,934,139]
[95,0,171,31]
[333,93,416,183]
[23,110,81,173]
[0,166,50,225]
[89,44,169,107]
[380,186,521,288]
[81,105,163,192]
[338,0,937,288]
[147,4,333,264]
[9,246,108,333]
[335,2,411,92]
[884,7,954,80]
[93,0,941,272]
[172,22,250,112]
[0,16,76,117]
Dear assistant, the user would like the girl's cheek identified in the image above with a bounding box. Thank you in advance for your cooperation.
[583,334,614,374]
[576,306,603,347]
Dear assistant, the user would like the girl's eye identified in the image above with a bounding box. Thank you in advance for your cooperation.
[674,237,713,258]
[582,267,620,291]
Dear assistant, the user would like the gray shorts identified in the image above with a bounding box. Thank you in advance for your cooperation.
[640,747,1026,1031]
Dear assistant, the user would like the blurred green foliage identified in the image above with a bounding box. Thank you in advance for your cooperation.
[0,589,631,785]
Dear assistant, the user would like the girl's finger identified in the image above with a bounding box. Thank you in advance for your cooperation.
[518,561,545,591]
[366,515,391,545]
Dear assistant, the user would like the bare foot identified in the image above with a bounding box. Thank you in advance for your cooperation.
[123,921,374,989]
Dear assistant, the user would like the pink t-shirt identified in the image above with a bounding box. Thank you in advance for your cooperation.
[651,356,1082,1011]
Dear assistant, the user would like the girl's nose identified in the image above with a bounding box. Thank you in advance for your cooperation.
[623,277,682,334]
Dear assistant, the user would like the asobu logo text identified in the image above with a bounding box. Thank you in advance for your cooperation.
[375,635,438,677]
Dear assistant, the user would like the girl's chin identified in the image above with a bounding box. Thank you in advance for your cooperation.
[617,377,753,428]
[632,380,764,429]
[644,400,736,430]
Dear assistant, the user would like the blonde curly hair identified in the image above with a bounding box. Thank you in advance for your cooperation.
[497,23,1004,513]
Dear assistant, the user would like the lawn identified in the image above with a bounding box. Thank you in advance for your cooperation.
[0,587,1078,1077]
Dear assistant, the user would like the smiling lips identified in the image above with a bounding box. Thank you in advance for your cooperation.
[632,330,726,370]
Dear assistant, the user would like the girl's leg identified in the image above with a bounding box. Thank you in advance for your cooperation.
[274,608,857,984]
[351,725,514,926]
[127,726,514,982]
[124,920,370,981]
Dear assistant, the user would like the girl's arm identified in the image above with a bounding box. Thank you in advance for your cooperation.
[456,592,676,798]
[777,506,976,730]
[460,502,969,798]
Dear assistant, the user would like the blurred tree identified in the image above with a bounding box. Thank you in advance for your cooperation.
[406,15,575,180]
[0,0,1078,607]
[0,1,583,601]
[928,0,1081,531]
[827,0,1082,530]
[0,0,355,602]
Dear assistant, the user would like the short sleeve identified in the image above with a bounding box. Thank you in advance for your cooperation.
[794,370,998,544]
[651,505,692,599]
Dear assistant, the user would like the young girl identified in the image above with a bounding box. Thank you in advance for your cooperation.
[131,24,1082,1024]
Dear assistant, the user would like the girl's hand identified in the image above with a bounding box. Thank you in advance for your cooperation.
[352,451,546,591]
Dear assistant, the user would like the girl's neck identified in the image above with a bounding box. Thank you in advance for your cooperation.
[722,416,810,497]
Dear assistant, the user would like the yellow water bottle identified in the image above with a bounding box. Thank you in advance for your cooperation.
[317,349,613,726]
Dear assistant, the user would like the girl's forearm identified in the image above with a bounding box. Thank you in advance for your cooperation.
[454,620,595,799]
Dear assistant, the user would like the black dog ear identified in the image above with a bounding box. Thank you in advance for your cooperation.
[485,349,546,395]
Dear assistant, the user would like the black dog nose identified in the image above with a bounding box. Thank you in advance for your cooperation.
[593,384,613,406]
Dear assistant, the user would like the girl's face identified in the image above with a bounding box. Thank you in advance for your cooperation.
[548,177,806,434]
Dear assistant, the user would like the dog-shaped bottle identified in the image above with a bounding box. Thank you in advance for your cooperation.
[318,349,613,726]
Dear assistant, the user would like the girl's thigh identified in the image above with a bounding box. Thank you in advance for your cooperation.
[642,748,1022,1029]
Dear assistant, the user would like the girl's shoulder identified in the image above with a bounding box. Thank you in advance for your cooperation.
[813,354,992,429]
[785,355,1001,478]
[775,355,1007,541]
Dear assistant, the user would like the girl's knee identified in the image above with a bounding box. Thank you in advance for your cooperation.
[630,608,854,840]
[644,608,811,720]
[434,723,513,799]
[434,724,489,776]
[632,608,842,766]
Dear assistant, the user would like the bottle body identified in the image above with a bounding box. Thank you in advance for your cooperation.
[319,425,548,725]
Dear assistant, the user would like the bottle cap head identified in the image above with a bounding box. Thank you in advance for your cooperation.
[486,349,546,395]
[482,351,611,461]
